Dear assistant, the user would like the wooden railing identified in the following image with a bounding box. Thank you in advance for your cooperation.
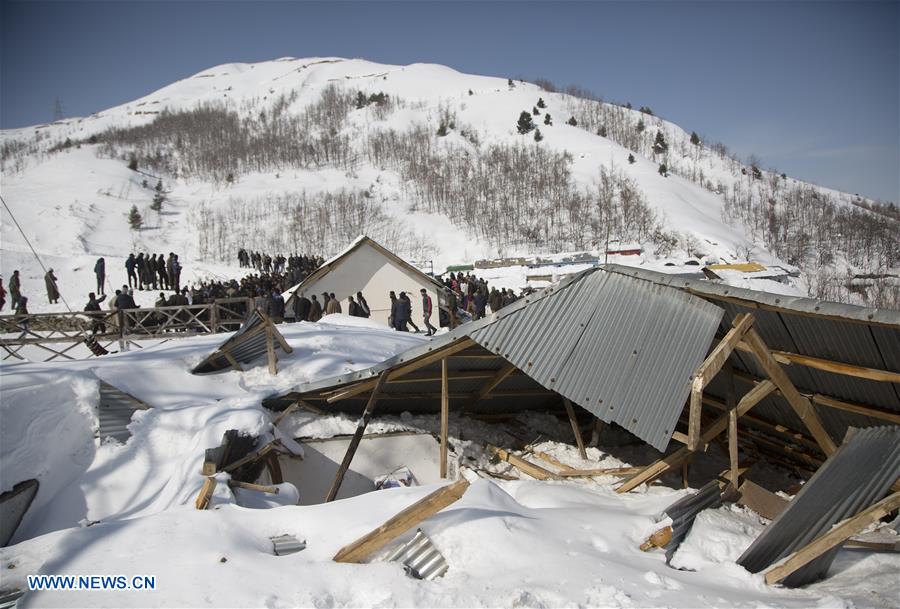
[0,298,253,361]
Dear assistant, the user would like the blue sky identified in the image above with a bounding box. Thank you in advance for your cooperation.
[2,0,897,203]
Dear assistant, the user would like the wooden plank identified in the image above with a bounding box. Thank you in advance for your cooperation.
[733,341,900,384]
[325,372,389,502]
[266,452,284,484]
[563,398,588,460]
[265,324,277,375]
[617,380,776,493]
[811,393,900,425]
[228,480,279,494]
[688,313,754,450]
[222,441,278,473]
[195,477,217,510]
[440,358,449,479]
[201,461,217,476]
[557,467,642,478]
[223,351,243,372]
[327,338,477,403]
[272,402,300,427]
[743,328,837,456]
[532,451,576,472]
[640,526,674,551]
[737,480,789,521]
[465,360,518,412]
[488,445,560,480]
[333,478,470,563]
[764,492,900,585]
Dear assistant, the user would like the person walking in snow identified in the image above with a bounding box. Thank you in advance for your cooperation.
[401,292,420,333]
[94,257,106,295]
[420,289,437,336]
[8,270,21,310]
[0,276,6,312]
[44,269,60,304]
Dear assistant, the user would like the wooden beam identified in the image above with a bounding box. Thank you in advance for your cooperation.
[379,369,523,384]
[640,526,674,551]
[223,351,243,372]
[733,341,900,384]
[314,389,555,401]
[333,478,470,563]
[727,363,739,488]
[265,324,277,375]
[195,477,217,510]
[563,398,588,459]
[764,492,900,585]
[532,451,576,472]
[466,360,518,411]
[617,380,776,493]
[228,480,279,494]
[272,402,299,427]
[440,358,449,479]
[327,338,477,403]
[737,480,789,520]
[743,328,837,456]
[811,393,900,425]
[488,445,561,480]
[688,313,755,450]
[222,441,278,473]
[325,372,389,502]
[557,467,643,478]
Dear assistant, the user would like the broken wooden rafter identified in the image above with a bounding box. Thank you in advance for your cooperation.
[333,478,470,563]
[764,492,900,585]
[617,380,776,493]
[488,445,560,480]
[742,328,837,456]
[563,398,588,460]
[731,341,900,384]
[195,477,217,510]
[688,313,755,450]
[326,338,477,403]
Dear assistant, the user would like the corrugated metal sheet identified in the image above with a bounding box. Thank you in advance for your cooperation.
[269,268,724,451]
[601,265,900,446]
[0,479,39,547]
[98,381,150,444]
[385,529,449,580]
[661,480,726,563]
[192,310,286,374]
[736,426,900,586]
[270,534,306,556]
[470,271,723,451]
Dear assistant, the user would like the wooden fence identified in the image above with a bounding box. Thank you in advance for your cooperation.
[0,298,253,362]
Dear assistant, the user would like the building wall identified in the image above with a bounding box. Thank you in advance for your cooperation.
[293,242,441,328]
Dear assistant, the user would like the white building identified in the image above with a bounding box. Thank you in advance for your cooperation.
[284,236,448,327]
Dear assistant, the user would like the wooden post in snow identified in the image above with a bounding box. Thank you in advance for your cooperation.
[325,372,389,502]
[440,358,450,479]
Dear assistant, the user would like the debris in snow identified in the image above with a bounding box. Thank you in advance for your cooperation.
[386,529,449,580]
[270,534,307,556]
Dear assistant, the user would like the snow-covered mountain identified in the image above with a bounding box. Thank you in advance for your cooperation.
[2,57,897,312]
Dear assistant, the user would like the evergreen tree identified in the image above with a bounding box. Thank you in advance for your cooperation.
[536,97,546,109]
[628,153,636,164]
[566,116,578,126]
[534,128,543,142]
[155,179,163,192]
[127,154,138,171]
[639,106,653,115]
[544,113,552,126]
[636,118,645,133]
[468,89,474,96]
[598,125,608,137]
[532,106,540,116]
[652,130,668,154]
[437,122,448,137]
[508,78,515,88]
[690,131,701,146]
[151,192,164,212]
[658,163,668,176]
[355,91,367,109]
[517,111,535,134]
[128,205,143,230]
[226,172,235,184]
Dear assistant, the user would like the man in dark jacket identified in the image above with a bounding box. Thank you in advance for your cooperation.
[308,294,322,322]
[126,254,138,288]
[474,288,488,320]
[395,292,412,332]
[420,289,437,336]
[9,270,21,309]
[348,296,362,317]
[268,289,285,323]
[157,253,168,290]
[84,292,107,334]
[293,292,311,322]
[45,269,60,304]
[356,291,370,318]
[94,258,106,295]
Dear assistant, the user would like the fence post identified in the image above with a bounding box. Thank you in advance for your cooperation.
[210,302,219,333]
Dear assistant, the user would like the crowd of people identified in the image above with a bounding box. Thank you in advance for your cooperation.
[237,249,324,287]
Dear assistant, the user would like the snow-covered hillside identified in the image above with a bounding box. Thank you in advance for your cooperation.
[2,57,897,313]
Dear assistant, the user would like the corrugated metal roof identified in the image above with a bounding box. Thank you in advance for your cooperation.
[661,479,726,563]
[601,265,900,446]
[270,268,724,451]
[192,310,287,374]
[736,426,900,587]
[385,529,449,580]
[97,381,150,444]
[270,534,306,556]
[0,479,39,547]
